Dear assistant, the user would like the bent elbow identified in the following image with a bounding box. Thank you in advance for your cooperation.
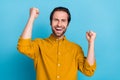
[83,69,96,77]
[17,45,25,54]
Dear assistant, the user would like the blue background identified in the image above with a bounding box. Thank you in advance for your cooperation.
[0,0,120,80]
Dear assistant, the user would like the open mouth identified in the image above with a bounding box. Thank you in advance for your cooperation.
[55,27,63,32]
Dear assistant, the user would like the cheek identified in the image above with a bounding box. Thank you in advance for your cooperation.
[63,21,68,27]
[51,22,57,27]
[64,23,68,28]
[51,24,56,30]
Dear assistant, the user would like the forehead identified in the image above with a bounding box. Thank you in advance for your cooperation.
[53,11,68,19]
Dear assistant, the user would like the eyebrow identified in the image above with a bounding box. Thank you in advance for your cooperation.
[53,18,67,20]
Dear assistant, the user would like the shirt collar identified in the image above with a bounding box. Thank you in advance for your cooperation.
[49,34,66,42]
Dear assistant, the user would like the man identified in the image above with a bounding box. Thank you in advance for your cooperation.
[17,7,96,80]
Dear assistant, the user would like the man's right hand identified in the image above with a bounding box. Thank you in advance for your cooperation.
[30,7,39,19]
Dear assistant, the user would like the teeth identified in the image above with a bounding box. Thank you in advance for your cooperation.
[56,28,62,29]
[56,28,62,30]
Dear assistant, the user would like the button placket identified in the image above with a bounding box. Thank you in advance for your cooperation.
[56,40,61,80]
[57,54,61,79]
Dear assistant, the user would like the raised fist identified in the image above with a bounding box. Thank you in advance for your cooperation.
[30,7,39,19]
[86,30,96,43]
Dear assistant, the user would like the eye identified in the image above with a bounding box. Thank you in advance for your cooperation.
[53,18,58,22]
[62,19,67,22]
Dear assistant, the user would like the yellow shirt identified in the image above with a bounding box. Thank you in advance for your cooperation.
[17,34,96,80]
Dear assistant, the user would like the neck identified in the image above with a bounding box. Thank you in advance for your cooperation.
[52,34,64,40]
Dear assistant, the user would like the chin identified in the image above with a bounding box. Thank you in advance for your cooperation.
[52,29,66,38]
[54,32,64,37]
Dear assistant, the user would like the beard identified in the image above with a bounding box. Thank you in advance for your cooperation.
[52,26,67,38]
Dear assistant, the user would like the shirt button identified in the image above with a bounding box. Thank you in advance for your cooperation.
[59,43,61,45]
[58,52,61,55]
[57,75,60,78]
[58,64,60,67]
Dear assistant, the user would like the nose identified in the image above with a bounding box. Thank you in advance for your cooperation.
[57,21,62,27]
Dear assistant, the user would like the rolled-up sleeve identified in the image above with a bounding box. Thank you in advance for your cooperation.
[76,46,96,76]
[17,37,38,59]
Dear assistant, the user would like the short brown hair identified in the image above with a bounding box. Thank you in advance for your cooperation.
[50,6,71,25]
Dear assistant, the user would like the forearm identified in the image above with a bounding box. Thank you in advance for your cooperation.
[87,42,95,65]
[21,16,35,39]
[78,44,96,76]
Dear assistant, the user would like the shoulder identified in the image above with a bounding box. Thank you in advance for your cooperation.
[66,39,82,50]
[33,38,43,42]
[33,37,51,44]
[32,38,45,45]
[34,38,43,41]
[65,39,84,56]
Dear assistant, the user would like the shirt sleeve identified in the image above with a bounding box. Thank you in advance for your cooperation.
[76,45,96,76]
[17,37,39,59]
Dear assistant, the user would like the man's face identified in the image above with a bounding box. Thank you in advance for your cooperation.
[51,11,68,38]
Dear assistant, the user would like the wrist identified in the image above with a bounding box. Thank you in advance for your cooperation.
[29,15,35,21]
[28,16,35,24]
[88,41,94,46]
